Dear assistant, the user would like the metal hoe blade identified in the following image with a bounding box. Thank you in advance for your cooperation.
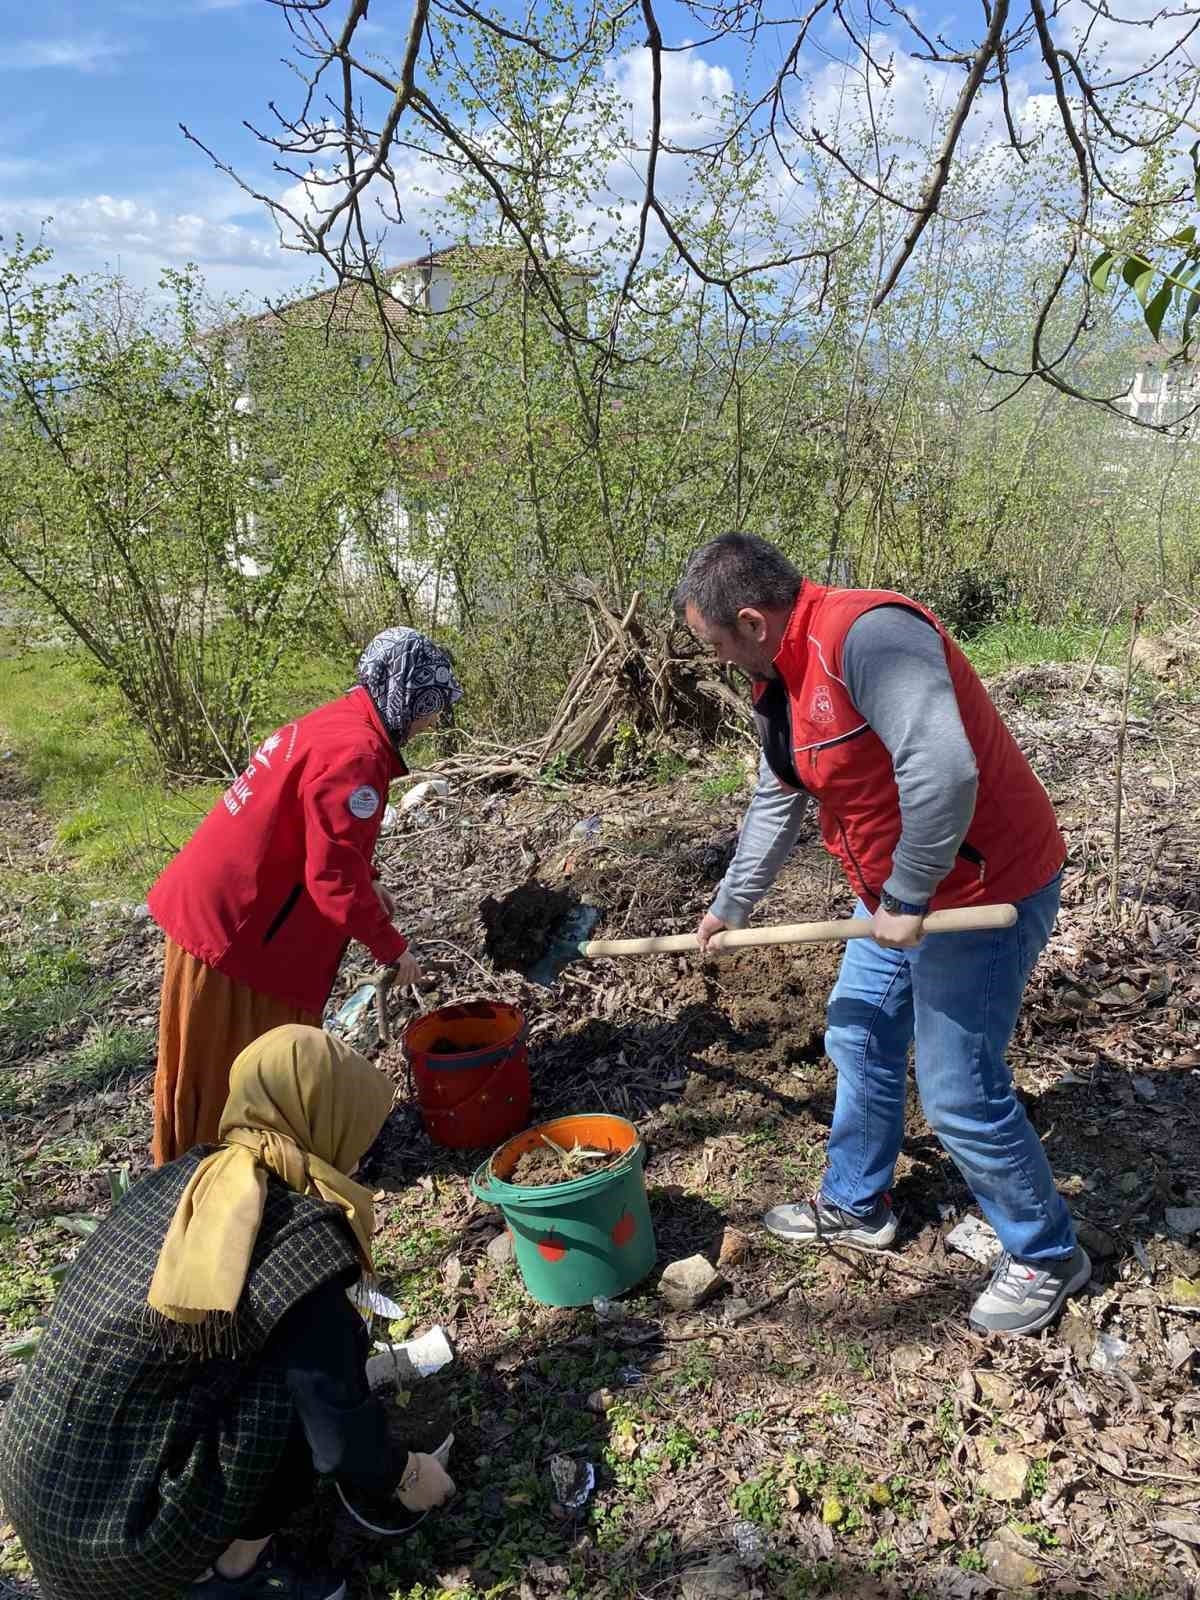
[527,903,602,987]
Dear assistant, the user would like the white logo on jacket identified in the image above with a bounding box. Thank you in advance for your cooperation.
[348,785,381,819]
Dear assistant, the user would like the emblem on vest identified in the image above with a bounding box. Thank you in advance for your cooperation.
[811,684,835,726]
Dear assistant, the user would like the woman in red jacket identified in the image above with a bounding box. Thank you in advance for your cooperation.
[147,628,462,1165]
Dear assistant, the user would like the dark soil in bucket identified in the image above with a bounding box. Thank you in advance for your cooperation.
[427,1036,461,1054]
[479,881,576,973]
[508,1142,624,1187]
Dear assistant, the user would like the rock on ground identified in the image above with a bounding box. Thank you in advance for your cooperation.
[659,1253,726,1311]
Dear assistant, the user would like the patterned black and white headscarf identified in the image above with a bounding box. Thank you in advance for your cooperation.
[356,628,463,746]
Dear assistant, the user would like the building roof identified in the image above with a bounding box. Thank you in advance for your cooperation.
[386,242,598,277]
[206,243,595,342]
[220,277,413,339]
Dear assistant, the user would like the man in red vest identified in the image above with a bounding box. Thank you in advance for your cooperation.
[676,533,1089,1335]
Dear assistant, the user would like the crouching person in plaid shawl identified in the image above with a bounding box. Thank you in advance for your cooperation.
[0,1025,455,1600]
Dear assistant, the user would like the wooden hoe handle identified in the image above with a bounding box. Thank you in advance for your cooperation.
[581,903,1017,959]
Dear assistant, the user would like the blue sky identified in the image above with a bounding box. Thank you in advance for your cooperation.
[0,0,338,301]
[0,0,980,305]
[0,0,1163,310]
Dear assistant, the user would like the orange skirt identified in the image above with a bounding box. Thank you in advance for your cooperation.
[152,938,320,1165]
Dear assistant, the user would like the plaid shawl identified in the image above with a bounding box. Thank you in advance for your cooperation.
[0,1148,359,1600]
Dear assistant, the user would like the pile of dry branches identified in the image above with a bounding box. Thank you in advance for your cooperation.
[435,583,753,785]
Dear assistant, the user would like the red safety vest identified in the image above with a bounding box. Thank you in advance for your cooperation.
[148,687,409,1013]
[757,582,1065,911]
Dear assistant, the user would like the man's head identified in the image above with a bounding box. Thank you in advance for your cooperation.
[673,533,803,679]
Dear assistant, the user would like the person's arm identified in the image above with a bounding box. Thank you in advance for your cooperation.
[705,754,810,933]
[300,757,409,965]
[265,1278,410,1497]
[263,1277,452,1524]
[841,606,978,908]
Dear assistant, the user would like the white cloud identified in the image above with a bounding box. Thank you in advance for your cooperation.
[0,190,321,304]
[1064,0,1192,78]
[273,136,467,266]
[0,32,130,73]
[10,194,277,266]
[606,47,735,145]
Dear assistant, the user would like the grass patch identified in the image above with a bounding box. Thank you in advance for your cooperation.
[60,1022,155,1094]
[0,1013,154,1113]
[0,640,220,896]
[965,612,1127,677]
[696,759,748,801]
[0,632,349,899]
[0,940,98,1061]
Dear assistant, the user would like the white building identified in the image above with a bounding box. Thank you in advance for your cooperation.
[1114,348,1200,430]
[214,244,594,612]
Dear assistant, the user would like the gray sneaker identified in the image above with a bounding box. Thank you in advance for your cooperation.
[762,1194,898,1251]
[968,1246,1092,1335]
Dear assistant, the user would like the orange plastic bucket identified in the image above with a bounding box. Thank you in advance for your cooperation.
[402,1000,530,1150]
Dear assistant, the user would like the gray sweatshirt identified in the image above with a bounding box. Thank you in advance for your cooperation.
[709,605,979,926]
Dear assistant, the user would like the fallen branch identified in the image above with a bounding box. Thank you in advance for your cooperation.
[728,1271,809,1324]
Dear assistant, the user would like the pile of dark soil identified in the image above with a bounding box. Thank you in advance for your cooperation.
[479,881,576,972]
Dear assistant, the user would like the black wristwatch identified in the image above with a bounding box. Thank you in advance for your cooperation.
[879,891,928,916]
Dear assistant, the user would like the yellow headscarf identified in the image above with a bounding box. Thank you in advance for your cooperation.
[148,1024,395,1327]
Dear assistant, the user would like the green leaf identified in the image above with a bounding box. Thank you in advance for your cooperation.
[54,1214,100,1239]
[1166,226,1197,248]
[1144,282,1172,340]
[1089,249,1117,292]
[1167,256,1199,299]
[1122,254,1156,308]
[109,1165,131,1204]
[2,1330,43,1361]
[1177,288,1200,361]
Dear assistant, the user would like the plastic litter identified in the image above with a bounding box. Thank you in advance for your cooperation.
[403,1324,455,1376]
[945,1215,1003,1267]
[401,778,451,813]
[1089,1331,1132,1373]
[732,1519,768,1570]
[350,1283,405,1321]
[593,1294,626,1324]
[364,1325,455,1390]
[569,815,602,842]
[549,1455,595,1512]
[327,983,379,1047]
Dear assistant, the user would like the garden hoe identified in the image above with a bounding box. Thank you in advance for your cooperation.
[527,902,1017,987]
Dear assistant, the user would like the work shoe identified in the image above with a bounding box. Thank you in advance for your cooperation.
[968,1246,1092,1335]
[191,1546,346,1600]
[762,1193,898,1251]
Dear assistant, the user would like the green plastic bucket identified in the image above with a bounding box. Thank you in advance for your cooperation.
[471,1113,657,1308]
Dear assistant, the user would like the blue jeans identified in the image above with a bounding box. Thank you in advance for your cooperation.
[820,875,1074,1263]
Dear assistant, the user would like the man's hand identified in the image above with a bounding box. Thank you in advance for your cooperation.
[373,880,397,919]
[870,906,925,949]
[397,1451,456,1512]
[389,950,425,988]
[696,912,727,952]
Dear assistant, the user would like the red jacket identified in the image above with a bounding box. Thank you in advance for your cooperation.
[759,582,1065,911]
[148,687,409,1012]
